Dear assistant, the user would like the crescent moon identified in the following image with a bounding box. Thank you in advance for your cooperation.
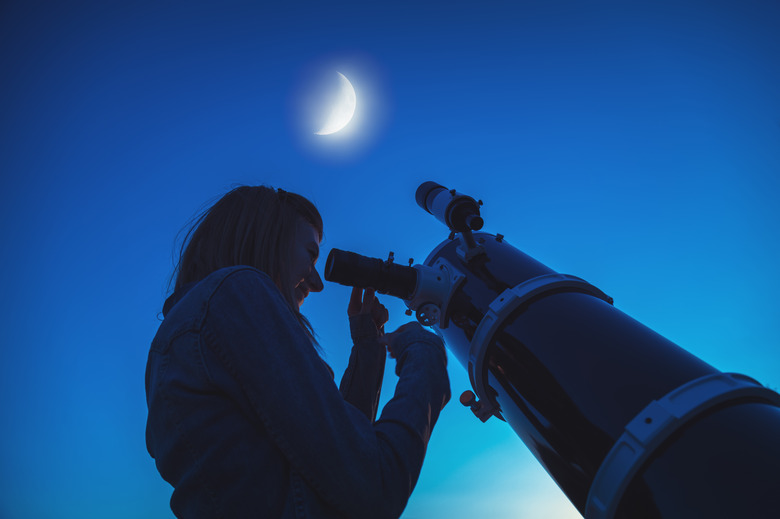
[315,72,356,135]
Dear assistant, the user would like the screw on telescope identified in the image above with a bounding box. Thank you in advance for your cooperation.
[460,390,485,414]
[459,390,499,423]
[460,390,476,406]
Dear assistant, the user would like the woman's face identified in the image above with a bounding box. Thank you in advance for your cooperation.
[288,218,323,308]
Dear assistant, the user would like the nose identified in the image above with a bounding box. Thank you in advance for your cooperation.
[308,267,324,293]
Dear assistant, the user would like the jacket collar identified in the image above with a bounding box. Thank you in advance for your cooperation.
[162,281,198,318]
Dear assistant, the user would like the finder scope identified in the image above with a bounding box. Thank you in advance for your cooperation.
[415,181,483,232]
[325,181,780,518]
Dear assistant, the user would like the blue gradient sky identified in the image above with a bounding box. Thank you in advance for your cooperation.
[1,1,778,518]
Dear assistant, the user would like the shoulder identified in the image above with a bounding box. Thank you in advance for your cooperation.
[203,266,284,311]
[198,267,314,369]
[201,266,293,333]
[156,267,285,344]
[205,266,276,293]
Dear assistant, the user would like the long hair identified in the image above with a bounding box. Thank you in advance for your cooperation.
[170,185,323,344]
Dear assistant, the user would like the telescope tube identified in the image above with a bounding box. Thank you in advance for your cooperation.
[423,232,780,518]
[324,248,418,300]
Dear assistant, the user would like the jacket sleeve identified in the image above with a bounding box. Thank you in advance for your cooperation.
[200,269,450,519]
[339,313,387,422]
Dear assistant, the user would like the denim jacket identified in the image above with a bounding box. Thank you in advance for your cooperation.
[145,266,450,518]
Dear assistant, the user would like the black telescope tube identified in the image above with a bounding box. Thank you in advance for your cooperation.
[324,248,418,300]
[422,232,780,517]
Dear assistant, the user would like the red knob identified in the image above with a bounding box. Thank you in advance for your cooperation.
[459,390,476,407]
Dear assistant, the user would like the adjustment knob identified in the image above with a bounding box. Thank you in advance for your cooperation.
[460,390,476,407]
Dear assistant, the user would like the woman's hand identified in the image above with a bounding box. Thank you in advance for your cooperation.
[378,322,424,358]
[348,287,389,335]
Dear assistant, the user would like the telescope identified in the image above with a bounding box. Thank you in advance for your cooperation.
[325,182,780,518]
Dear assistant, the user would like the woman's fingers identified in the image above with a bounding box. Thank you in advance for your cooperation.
[362,287,376,310]
[378,331,395,357]
[379,321,425,358]
[349,288,389,333]
[371,301,389,328]
[349,287,378,316]
[348,286,363,316]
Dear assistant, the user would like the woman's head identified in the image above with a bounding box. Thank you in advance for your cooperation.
[172,185,324,335]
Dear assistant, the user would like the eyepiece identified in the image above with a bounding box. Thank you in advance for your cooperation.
[325,248,418,300]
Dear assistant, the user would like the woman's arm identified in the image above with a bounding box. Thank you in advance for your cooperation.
[201,268,449,519]
[339,312,387,422]
[340,287,388,421]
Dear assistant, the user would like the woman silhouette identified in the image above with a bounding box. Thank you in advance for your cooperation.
[145,185,450,518]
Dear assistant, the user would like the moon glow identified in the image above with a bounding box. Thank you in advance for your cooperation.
[315,72,356,135]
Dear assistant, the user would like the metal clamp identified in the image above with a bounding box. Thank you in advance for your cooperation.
[467,274,613,421]
[585,372,780,518]
[406,257,466,329]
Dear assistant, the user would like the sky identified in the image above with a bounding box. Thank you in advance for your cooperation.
[1,1,779,518]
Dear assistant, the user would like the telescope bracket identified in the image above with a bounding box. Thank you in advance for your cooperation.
[406,258,466,329]
[585,372,780,519]
[468,274,614,423]
[456,230,486,263]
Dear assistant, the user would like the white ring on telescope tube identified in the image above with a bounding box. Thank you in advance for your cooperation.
[467,273,613,420]
[585,372,780,519]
